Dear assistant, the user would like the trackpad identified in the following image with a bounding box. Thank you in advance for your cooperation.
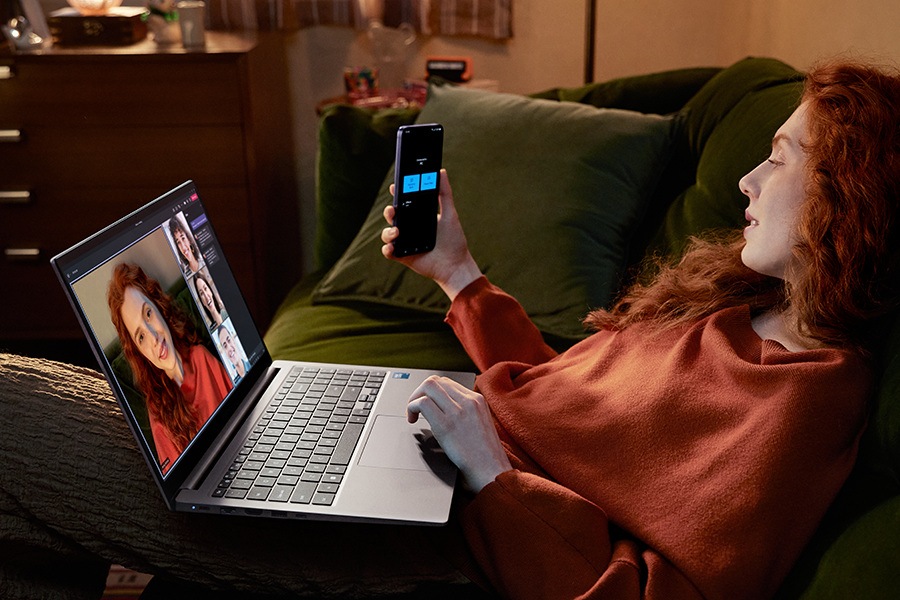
[359,415,454,475]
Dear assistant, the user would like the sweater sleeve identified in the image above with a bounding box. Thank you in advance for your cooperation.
[445,277,558,372]
[462,470,703,600]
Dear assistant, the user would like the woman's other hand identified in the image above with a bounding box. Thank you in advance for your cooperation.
[407,375,512,493]
[381,170,483,301]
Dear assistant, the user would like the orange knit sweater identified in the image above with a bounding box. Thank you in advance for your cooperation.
[446,277,870,600]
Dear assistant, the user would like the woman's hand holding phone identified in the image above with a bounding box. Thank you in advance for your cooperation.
[381,169,483,301]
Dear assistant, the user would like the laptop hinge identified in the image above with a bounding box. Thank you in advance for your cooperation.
[183,365,280,490]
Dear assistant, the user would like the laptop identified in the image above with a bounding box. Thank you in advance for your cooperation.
[51,180,473,525]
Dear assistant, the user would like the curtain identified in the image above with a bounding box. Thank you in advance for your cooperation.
[206,0,513,40]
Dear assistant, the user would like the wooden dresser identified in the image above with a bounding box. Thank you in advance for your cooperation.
[0,33,300,359]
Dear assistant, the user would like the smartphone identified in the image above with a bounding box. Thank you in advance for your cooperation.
[392,123,444,257]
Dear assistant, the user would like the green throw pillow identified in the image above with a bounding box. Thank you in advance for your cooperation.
[311,84,676,341]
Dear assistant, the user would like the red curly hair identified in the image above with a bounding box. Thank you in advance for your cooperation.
[585,60,900,353]
[108,262,203,454]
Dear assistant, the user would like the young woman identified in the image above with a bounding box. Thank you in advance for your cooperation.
[194,271,227,328]
[380,61,900,599]
[169,215,204,275]
[108,263,232,473]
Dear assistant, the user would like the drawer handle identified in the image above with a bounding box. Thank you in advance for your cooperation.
[4,248,41,262]
[0,129,22,143]
[0,66,12,80]
[0,190,31,204]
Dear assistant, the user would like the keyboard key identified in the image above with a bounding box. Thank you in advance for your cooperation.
[317,482,340,494]
[269,485,293,503]
[331,423,364,465]
[247,487,270,501]
[290,482,317,504]
[277,475,299,486]
[312,492,335,506]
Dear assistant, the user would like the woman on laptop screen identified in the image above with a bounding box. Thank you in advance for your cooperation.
[108,262,232,474]
[168,214,204,276]
[193,270,228,329]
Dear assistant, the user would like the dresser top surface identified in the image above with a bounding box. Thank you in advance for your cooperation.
[2,31,258,60]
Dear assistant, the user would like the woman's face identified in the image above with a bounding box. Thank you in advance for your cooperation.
[739,101,811,282]
[196,277,214,310]
[120,286,178,374]
[173,227,193,261]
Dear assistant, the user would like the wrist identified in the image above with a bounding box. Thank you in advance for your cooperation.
[438,257,482,301]
[466,464,513,494]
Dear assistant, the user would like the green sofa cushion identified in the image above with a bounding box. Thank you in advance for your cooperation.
[311,84,677,342]
[653,57,804,257]
[264,271,474,371]
[798,495,900,600]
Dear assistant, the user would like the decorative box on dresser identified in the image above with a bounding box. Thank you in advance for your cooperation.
[0,32,300,364]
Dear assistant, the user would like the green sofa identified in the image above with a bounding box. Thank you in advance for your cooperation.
[262,57,900,598]
[0,56,896,599]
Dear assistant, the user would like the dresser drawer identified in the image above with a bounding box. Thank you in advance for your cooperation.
[0,55,245,127]
[0,125,247,188]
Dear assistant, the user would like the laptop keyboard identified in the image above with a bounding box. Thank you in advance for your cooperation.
[213,366,385,507]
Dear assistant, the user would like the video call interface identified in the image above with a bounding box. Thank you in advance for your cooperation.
[64,188,263,477]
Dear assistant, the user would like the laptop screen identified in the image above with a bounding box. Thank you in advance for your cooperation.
[53,182,266,479]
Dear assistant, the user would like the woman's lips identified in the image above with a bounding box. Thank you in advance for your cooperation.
[159,339,169,362]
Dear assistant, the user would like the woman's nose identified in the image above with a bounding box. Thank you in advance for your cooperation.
[739,164,761,199]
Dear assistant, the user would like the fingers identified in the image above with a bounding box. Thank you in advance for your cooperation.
[406,375,476,426]
[383,203,395,224]
[381,205,399,258]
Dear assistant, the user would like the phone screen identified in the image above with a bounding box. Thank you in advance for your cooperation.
[392,123,443,257]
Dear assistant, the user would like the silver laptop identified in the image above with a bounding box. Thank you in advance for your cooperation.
[51,180,472,525]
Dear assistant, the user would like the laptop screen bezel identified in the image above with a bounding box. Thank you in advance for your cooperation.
[50,181,273,509]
